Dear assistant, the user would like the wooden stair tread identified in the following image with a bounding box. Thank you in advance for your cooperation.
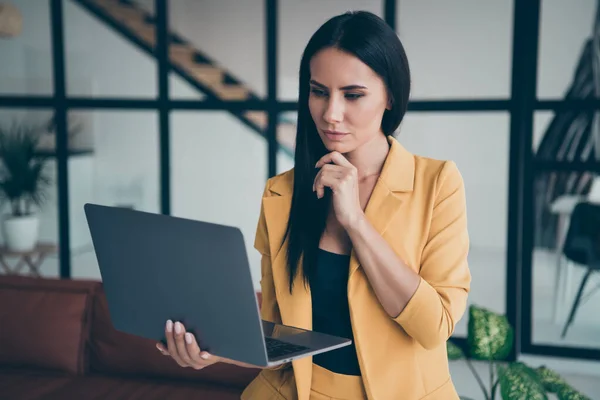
[207,84,250,100]
[244,111,267,129]
[175,61,223,84]
[94,1,145,22]
[123,20,155,45]
[170,44,194,57]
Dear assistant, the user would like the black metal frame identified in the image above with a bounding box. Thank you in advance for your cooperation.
[0,0,598,361]
[50,0,71,279]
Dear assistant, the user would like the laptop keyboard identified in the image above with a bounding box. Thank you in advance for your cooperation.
[265,337,310,359]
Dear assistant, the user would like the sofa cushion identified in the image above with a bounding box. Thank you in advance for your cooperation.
[89,286,260,388]
[0,275,100,374]
[0,367,74,399]
[40,374,244,400]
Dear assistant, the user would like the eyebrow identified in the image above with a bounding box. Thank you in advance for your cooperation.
[309,79,367,91]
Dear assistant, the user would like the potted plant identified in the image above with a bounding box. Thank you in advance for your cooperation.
[0,120,51,252]
[448,305,591,400]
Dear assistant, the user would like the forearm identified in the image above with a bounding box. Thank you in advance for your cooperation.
[346,213,421,318]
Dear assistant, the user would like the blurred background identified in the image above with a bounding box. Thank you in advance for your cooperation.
[0,0,599,399]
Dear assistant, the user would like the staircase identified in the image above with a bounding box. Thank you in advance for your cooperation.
[72,0,296,158]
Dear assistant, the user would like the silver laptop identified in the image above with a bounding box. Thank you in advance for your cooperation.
[84,203,351,367]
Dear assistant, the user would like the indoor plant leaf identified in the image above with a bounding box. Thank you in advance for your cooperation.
[535,366,591,399]
[499,362,547,400]
[556,385,592,400]
[467,305,514,360]
[447,340,465,360]
[535,366,565,393]
[0,120,50,216]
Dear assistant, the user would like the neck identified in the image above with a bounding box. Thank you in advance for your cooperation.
[345,134,390,180]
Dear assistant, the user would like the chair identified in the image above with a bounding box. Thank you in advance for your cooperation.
[549,176,600,323]
[560,201,600,338]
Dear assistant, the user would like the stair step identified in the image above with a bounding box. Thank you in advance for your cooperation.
[134,27,155,45]
[96,2,144,22]
[182,64,224,85]
[207,84,250,100]
[169,44,195,63]
[244,111,268,129]
[114,9,145,23]
[91,0,122,8]
[125,20,155,45]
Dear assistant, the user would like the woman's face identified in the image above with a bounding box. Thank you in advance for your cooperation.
[308,47,390,154]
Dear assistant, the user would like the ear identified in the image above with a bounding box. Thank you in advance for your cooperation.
[386,93,393,110]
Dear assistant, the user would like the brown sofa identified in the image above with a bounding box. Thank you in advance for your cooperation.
[0,275,261,399]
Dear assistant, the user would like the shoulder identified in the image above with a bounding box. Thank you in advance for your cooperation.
[412,154,464,193]
[261,168,294,197]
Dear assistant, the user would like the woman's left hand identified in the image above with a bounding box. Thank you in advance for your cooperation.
[314,151,364,229]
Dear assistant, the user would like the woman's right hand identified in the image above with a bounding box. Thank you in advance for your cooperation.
[156,320,221,370]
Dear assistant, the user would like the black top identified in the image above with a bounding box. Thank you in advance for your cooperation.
[311,248,362,376]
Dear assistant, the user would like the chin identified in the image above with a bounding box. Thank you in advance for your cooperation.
[323,141,350,154]
[321,137,355,154]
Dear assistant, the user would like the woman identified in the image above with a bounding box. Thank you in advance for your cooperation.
[156,10,471,400]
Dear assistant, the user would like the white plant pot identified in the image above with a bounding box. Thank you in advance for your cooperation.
[2,215,39,252]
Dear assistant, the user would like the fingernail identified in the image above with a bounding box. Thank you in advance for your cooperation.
[185,332,193,344]
[201,352,210,360]
[175,322,182,334]
[166,320,173,332]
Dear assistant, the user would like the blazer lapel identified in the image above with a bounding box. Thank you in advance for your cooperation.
[349,136,415,279]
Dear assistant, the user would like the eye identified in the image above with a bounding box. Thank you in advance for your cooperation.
[310,87,327,97]
[345,93,364,100]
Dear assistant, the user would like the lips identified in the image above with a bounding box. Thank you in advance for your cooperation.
[323,130,349,140]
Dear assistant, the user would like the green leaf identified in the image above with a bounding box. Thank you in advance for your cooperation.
[535,366,566,393]
[499,363,547,400]
[467,305,514,361]
[535,366,591,399]
[0,120,51,215]
[556,386,591,400]
[447,340,465,360]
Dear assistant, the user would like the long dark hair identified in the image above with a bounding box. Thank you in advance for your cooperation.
[285,11,411,293]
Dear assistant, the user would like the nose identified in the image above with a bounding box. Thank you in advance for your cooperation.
[323,95,344,124]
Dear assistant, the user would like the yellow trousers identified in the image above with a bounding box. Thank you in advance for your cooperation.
[241,363,367,400]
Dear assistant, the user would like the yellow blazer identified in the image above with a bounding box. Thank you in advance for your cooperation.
[247,135,471,400]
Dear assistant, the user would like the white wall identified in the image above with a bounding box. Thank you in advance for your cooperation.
[398,0,513,100]
[538,0,598,99]
[170,111,268,288]
[277,0,384,99]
